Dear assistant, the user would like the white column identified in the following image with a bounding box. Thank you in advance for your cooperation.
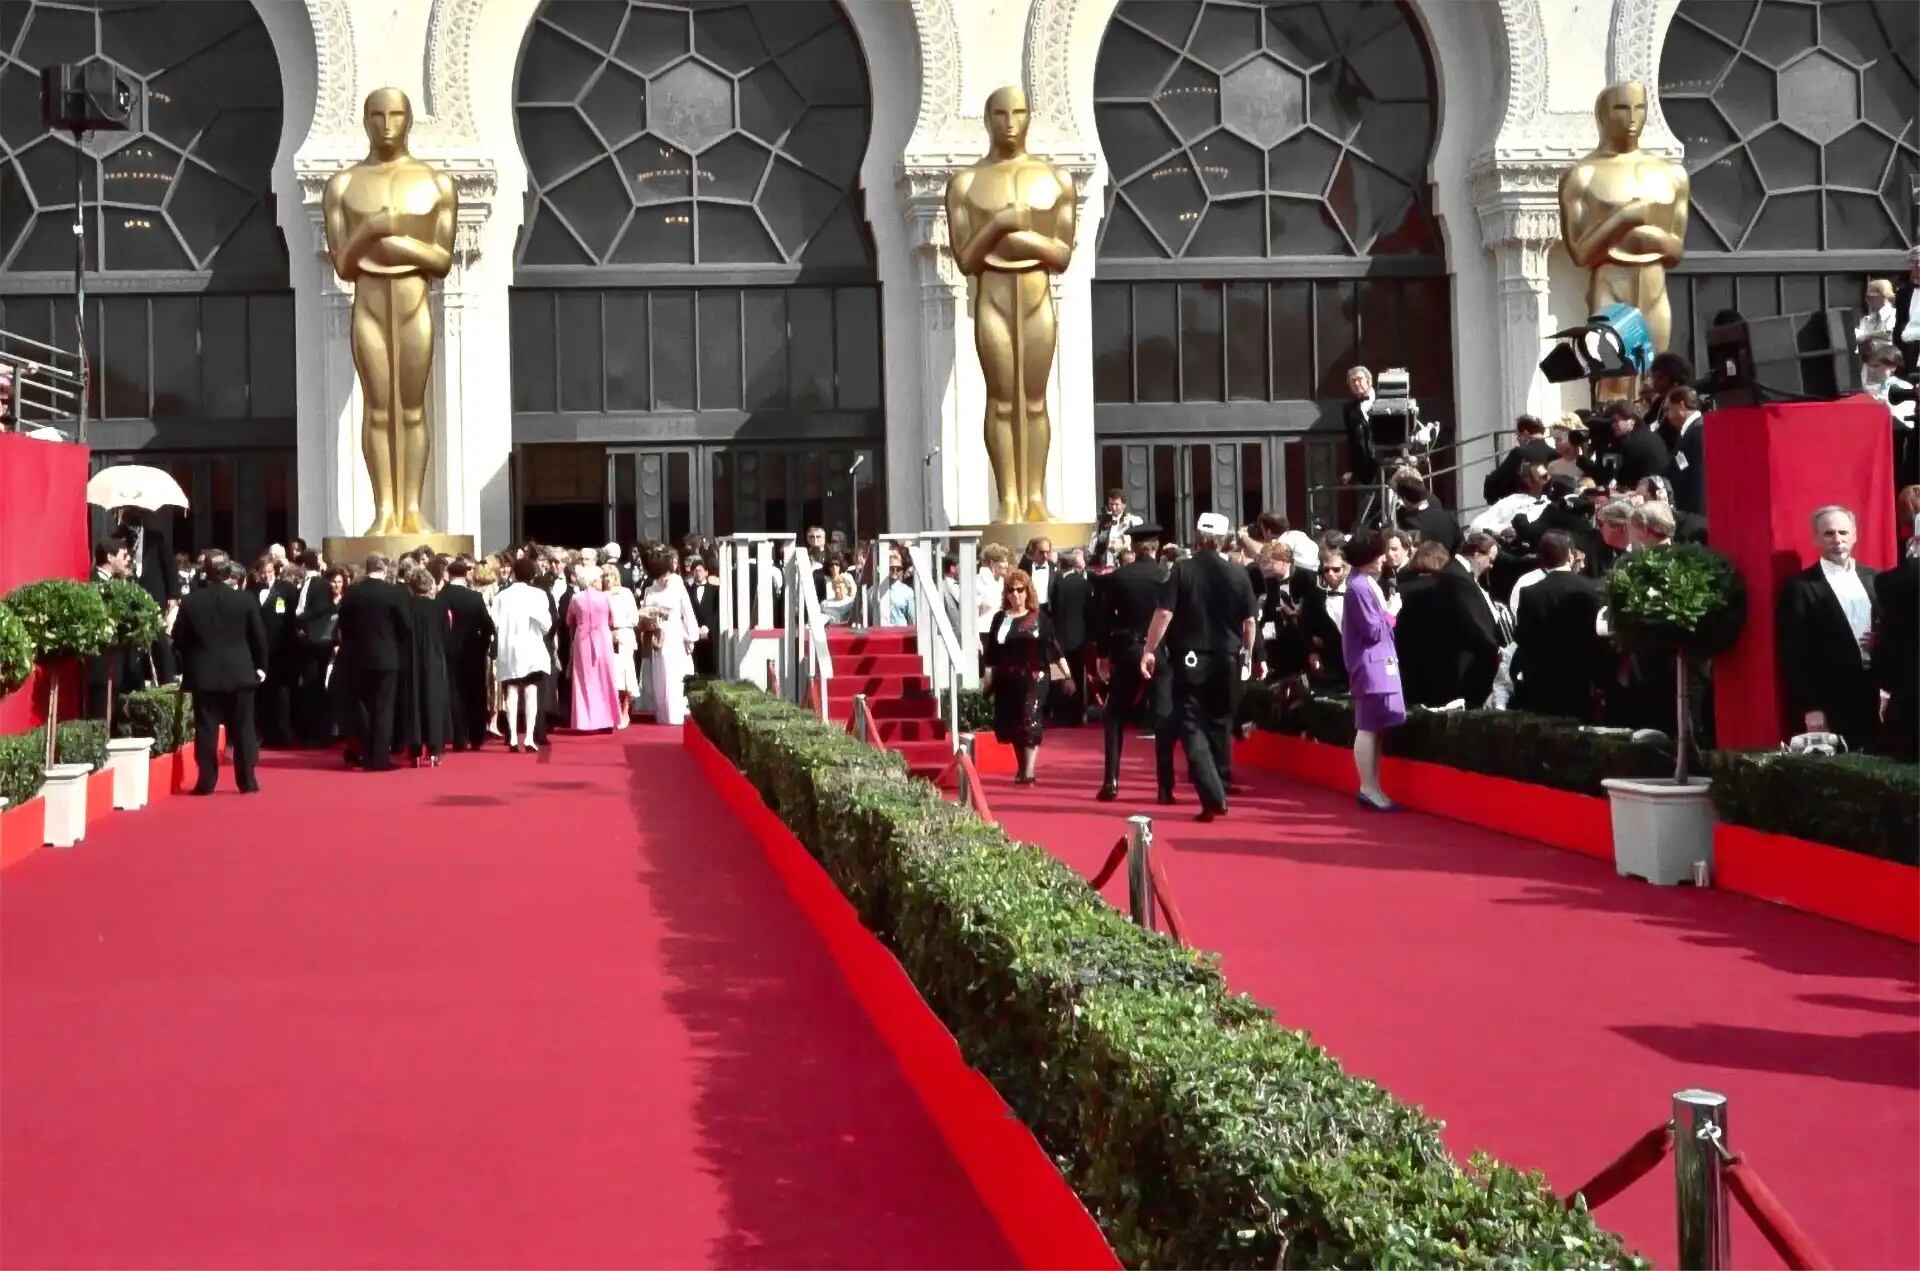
[1471,165,1568,431]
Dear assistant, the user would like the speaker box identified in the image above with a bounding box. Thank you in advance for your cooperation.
[1704,309,1855,406]
[39,63,133,133]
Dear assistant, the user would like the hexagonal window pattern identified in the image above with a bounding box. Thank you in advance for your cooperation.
[0,0,285,275]
[1660,0,1917,253]
[1096,0,1437,260]
[515,0,873,269]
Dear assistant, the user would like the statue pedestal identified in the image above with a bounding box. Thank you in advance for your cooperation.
[965,521,1098,556]
[322,533,477,569]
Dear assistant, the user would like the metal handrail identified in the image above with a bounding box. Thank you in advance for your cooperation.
[905,539,968,752]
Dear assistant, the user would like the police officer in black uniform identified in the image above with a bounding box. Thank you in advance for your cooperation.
[1142,513,1259,820]
[1092,523,1164,801]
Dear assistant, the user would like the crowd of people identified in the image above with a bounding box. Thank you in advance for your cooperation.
[87,525,729,792]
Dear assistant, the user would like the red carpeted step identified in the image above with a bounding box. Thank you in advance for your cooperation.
[876,717,948,743]
[828,694,939,721]
[826,630,917,656]
[835,653,924,678]
[835,674,932,700]
[908,762,958,790]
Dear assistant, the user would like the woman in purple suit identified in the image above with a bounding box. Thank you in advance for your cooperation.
[1342,532,1405,811]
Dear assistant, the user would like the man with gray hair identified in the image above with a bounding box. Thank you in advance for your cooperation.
[1139,512,1259,820]
[1776,504,1882,748]
[172,548,269,794]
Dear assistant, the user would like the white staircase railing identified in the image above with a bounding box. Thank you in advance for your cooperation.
[869,531,981,690]
[781,545,833,720]
[714,532,793,679]
[905,539,968,752]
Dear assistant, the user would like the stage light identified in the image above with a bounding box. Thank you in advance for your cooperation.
[1539,303,1656,383]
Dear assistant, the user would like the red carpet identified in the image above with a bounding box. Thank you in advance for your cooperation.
[989,729,1919,1270]
[0,730,1013,1268]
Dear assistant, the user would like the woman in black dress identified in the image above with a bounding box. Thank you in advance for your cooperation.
[983,569,1071,785]
[396,564,452,767]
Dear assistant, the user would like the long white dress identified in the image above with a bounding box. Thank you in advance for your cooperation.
[607,585,641,697]
[642,577,700,725]
[491,581,553,683]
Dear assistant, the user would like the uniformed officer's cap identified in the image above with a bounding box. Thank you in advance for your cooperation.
[1130,522,1164,541]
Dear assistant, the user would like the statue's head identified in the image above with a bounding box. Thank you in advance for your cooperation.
[1594,82,1646,151]
[363,87,413,156]
[984,86,1030,152]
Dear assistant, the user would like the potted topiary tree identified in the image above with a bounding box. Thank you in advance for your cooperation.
[98,579,164,810]
[1601,543,1747,885]
[3,579,112,847]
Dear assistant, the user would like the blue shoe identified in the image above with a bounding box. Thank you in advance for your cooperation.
[1355,793,1400,813]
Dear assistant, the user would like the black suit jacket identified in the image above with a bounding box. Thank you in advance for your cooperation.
[173,583,268,694]
[1776,562,1880,726]
[688,581,721,635]
[1514,571,1605,720]
[1049,569,1092,651]
[1399,501,1462,554]
[1397,571,1502,707]
[1513,500,1607,577]
[249,579,299,658]
[441,583,495,670]
[1610,425,1671,490]
[118,522,181,607]
[1094,560,1163,655]
[1344,398,1379,486]
[287,574,338,649]
[1483,440,1556,505]
[1665,421,1705,515]
[1874,556,1918,704]
[336,577,412,674]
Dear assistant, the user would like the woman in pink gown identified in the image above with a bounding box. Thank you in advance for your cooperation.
[566,564,621,732]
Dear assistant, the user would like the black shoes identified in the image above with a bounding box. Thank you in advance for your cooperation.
[1197,803,1227,823]
[1096,784,1118,802]
[1156,790,1178,805]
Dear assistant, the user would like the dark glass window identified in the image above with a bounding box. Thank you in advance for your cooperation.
[514,0,874,269]
[0,0,287,278]
[1093,0,1439,260]
[1660,0,1916,253]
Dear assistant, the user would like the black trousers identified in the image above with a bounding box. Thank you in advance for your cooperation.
[447,659,489,750]
[1164,652,1233,811]
[1053,648,1088,725]
[192,688,258,792]
[293,649,334,746]
[149,630,178,684]
[258,657,293,747]
[1102,645,1148,786]
[354,668,398,770]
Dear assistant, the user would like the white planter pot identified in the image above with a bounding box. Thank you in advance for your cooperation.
[107,736,155,810]
[40,763,94,849]
[0,795,8,860]
[1602,777,1716,886]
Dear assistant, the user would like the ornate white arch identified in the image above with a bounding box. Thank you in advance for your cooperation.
[294,0,358,149]
[1609,0,1684,153]
[424,0,485,144]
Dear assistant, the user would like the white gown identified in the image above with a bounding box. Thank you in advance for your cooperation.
[642,577,700,725]
[607,586,641,696]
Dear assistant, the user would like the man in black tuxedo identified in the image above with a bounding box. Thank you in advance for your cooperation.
[1392,474,1461,554]
[1512,532,1605,722]
[172,552,269,794]
[286,558,338,746]
[1048,548,1092,725]
[113,507,181,682]
[247,555,299,747]
[335,554,412,770]
[1341,366,1381,490]
[1599,399,1669,492]
[1399,543,1503,708]
[687,558,721,675]
[1092,525,1165,800]
[1660,387,1706,516]
[85,538,138,717]
[1643,353,1693,436]
[440,558,495,750]
[1483,415,1554,505]
[1777,506,1881,750]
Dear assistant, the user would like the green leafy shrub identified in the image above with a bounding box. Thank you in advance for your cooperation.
[0,601,32,694]
[2,579,112,662]
[1711,751,1919,865]
[0,731,40,807]
[54,719,108,771]
[1259,695,1672,798]
[690,680,1639,1268]
[98,578,164,652]
[1606,545,1746,781]
[115,684,194,753]
[957,685,993,733]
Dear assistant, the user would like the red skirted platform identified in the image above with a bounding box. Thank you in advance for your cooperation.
[988,728,1918,1270]
[1704,400,1895,748]
[0,731,1020,1267]
[1715,822,1919,942]
[0,434,91,733]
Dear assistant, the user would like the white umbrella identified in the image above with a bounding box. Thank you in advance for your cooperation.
[86,464,189,512]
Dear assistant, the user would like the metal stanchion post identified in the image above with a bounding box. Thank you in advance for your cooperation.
[1673,1089,1731,1270]
[1125,814,1155,931]
[852,693,869,743]
[957,732,976,806]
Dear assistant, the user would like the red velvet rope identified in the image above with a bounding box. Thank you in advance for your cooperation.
[1087,838,1130,890]
[1726,1157,1832,1270]
[1565,1122,1673,1212]
[1148,853,1187,946]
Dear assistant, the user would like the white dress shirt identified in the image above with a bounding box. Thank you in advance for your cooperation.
[1819,557,1873,664]
[1470,493,1548,536]
[1855,303,1897,346]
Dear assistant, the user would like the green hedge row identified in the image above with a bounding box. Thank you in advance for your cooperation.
[1240,683,1918,865]
[691,680,1638,1268]
[0,720,109,808]
[114,684,196,756]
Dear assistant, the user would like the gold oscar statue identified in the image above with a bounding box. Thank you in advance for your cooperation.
[947,86,1078,527]
[323,88,457,538]
[1558,82,1690,394]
